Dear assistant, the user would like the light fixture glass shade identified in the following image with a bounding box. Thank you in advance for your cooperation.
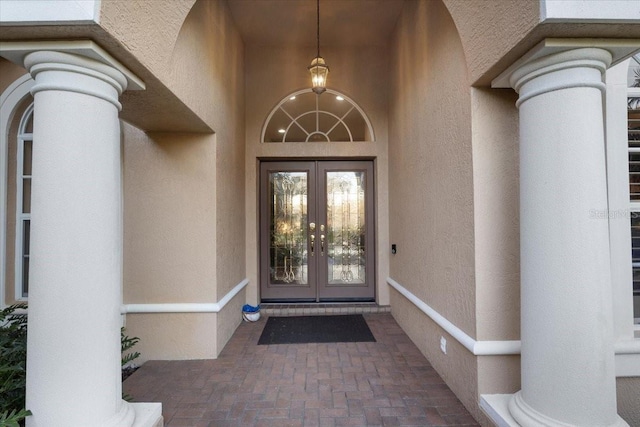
[308,57,329,94]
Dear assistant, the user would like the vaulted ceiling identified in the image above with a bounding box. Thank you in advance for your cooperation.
[227,0,405,48]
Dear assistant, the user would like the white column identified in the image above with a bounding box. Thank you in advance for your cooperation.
[508,48,627,427]
[24,51,133,427]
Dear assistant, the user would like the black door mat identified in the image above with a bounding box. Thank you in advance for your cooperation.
[257,314,376,345]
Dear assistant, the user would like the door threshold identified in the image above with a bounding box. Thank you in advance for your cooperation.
[260,302,391,317]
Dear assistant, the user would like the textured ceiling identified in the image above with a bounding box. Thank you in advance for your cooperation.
[227,0,405,48]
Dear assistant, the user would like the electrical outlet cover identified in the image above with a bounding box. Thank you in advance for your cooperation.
[440,336,447,354]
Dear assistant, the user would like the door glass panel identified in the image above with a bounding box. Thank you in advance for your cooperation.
[269,172,308,285]
[326,171,366,285]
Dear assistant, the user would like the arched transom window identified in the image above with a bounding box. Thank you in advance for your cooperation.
[262,89,375,143]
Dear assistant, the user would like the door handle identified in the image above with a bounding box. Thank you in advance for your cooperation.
[320,233,325,255]
[310,234,315,256]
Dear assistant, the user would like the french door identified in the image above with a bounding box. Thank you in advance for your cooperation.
[260,161,375,301]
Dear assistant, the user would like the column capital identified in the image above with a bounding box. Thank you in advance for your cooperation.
[0,40,144,90]
[510,47,611,108]
[24,50,128,110]
[491,38,640,90]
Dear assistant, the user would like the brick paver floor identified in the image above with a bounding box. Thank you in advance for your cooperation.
[123,313,480,426]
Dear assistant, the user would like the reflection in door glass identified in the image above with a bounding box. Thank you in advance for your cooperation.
[326,172,366,285]
[269,172,308,285]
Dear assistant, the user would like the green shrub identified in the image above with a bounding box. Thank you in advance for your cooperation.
[121,328,141,401]
[0,305,142,423]
[0,304,30,426]
[121,328,140,369]
[0,409,32,427]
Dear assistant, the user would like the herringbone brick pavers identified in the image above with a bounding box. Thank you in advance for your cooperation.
[123,313,479,426]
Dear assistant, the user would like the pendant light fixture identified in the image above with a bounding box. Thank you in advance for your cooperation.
[308,0,329,94]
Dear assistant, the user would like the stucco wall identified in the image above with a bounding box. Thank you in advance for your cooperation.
[99,0,195,82]
[471,87,520,343]
[470,86,522,403]
[170,0,246,302]
[389,0,475,335]
[122,125,219,361]
[122,0,245,361]
[442,0,539,86]
[388,0,480,420]
[244,45,390,305]
[0,58,27,94]
[617,377,640,425]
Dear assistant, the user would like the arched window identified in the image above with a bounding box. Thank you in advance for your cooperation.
[1,74,34,303]
[262,89,375,143]
[15,104,33,299]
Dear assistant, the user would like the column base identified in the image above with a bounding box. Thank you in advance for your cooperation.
[131,403,163,427]
[508,391,629,427]
[91,401,162,427]
[480,394,519,427]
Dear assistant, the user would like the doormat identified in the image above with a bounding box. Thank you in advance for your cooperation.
[257,314,376,345]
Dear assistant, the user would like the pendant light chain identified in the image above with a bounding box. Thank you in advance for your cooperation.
[308,0,328,94]
[316,0,320,59]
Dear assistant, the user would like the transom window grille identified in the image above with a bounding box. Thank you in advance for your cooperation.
[16,103,33,299]
[262,89,374,143]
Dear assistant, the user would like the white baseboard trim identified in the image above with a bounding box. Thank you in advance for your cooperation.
[121,278,248,314]
[479,394,518,427]
[387,277,521,356]
[388,277,640,375]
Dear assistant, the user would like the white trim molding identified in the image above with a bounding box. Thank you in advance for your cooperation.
[388,276,640,374]
[121,279,249,314]
[386,277,521,356]
[0,0,101,26]
[541,0,640,24]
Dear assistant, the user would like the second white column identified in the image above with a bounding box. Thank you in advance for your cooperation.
[24,51,133,427]
[508,48,627,427]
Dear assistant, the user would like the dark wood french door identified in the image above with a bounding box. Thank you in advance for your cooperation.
[260,161,375,301]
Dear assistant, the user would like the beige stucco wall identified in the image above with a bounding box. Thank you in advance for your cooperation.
[99,0,195,81]
[442,0,640,85]
[471,87,520,342]
[122,0,245,361]
[442,0,540,86]
[389,0,475,333]
[169,0,246,302]
[244,45,390,305]
[470,86,522,408]
[388,0,484,420]
[617,377,640,425]
[0,58,27,94]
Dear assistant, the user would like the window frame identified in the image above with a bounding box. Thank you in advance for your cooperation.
[0,74,34,306]
[14,103,33,300]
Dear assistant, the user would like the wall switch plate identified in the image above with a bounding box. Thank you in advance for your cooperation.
[440,336,447,354]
